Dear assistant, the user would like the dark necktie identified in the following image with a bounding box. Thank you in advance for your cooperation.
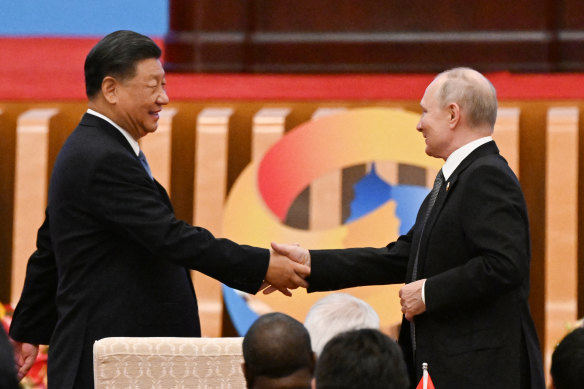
[411,169,444,282]
[138,150,153,180]
[410,169,444,355]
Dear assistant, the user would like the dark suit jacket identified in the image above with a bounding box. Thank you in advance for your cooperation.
[307,141,545,389]
[10,113,270,388]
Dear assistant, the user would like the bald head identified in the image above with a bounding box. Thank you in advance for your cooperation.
[242,312,315,389]
[433,67,498,131]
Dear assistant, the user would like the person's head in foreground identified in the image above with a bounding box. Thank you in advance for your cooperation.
[550,327,584,389]
[242,312,316,389]
[313,328,409,389]
[304,292,379,357]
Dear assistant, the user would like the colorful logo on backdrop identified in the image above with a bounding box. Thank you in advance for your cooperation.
[223,107,442,246]
[221,108,442,335]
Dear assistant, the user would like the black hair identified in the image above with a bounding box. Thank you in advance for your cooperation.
[84,30,161,99]
[551,327,584,389]
[315,328,409,389]
[242,312,314,379]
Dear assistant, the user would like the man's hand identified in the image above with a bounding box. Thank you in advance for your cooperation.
[399,279,426,321]
[261,242,312,295]
[271,242,311,268]
[11,340,39,381]
[263,243,310,297]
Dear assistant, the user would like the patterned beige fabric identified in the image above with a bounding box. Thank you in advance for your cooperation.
[93,337,246,389]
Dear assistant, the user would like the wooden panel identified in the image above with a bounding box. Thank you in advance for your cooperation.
[140,108,177,192]
[494,107,521,175]
[11,108,57,303]
[193,107,233,337]
[165,0,584,72]
[252,107,289,160]
[0,109,17,302]
[544,107,579,376]
[254,0,547,31]
[518,102,548,355]
[557,0,584,71]
[165,0,250,72]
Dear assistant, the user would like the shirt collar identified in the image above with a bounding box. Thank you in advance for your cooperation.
[86,109,140,156]
[441,136,493,180]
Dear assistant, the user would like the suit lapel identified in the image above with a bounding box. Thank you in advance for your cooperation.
[411,141,500,279]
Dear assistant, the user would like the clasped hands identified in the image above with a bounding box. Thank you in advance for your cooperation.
[262,241,426,321]
[262,242,311,296]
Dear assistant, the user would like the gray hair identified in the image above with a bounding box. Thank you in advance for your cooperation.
[435,67,498,130]
[304,293,380,357]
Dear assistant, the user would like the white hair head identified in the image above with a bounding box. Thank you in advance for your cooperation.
[435,67,498,131]
[304,293,380,357]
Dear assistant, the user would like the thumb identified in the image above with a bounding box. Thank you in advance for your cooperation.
[271,241,291,256]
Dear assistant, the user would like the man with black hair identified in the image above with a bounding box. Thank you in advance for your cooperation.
[9,30,309,388]
[550,327,584,389]
[242,312,315,389]
[313,328,409,389]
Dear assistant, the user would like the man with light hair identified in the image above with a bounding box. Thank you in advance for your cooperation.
[272,67,546,389]
[304,293,379,357]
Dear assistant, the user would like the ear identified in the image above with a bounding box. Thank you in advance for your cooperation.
[101,76,118,104]
[448,102,461,129]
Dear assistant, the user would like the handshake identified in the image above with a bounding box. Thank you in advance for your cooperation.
[262,242,312,297]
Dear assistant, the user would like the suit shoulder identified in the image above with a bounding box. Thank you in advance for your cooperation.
[466,153,517,179]
[61,122,130,159]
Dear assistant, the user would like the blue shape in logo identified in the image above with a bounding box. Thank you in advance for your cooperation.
[346,163,428,234]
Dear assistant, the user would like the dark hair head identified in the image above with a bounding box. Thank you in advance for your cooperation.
[84,30,161,99]
[551,327,584,389]
[242,312,314,380]
[315,328,409,389]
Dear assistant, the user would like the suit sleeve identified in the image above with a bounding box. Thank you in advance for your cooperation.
[9,213,58,345]
[88,151,269,294]
[424,163,530,312]
[307,229,413,292]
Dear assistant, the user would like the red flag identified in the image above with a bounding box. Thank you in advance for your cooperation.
[416,363,436,389]
[415,374,435,389]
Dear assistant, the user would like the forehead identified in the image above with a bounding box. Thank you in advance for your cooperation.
[133,58,165,79]
[421,79,440,106]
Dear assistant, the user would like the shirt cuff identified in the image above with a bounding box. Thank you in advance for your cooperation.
[421,279,427,305]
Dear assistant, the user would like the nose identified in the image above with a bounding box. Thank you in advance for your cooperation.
[157,89,169,105]
[416,120,422,132]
